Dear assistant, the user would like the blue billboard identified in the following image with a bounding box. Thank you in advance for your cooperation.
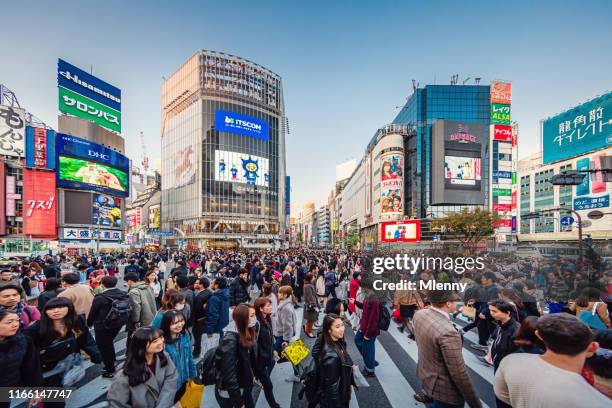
[25,127,56,170]
[57,59,121,111]
[542,91,611,164]
[56,134,130,197]
[215,110,269,141]
[285,176,291,215]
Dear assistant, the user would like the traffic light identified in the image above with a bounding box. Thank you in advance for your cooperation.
[551,172,586,186]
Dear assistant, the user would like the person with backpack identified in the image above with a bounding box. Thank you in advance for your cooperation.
[125,273,157,345]
[353,275,380,378]
[214,303,257,408]
[107,327,177,408]
[160,310,197,403]
[254,297,281,408]
[87,276,132,378]
[324,267,337,299]
[204,277,230,346]
[569,287,610,330]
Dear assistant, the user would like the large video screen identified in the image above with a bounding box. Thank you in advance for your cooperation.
[444,156,481,188]
[59,155,129,196]
[214,150,270,187]
[92,194,122,228]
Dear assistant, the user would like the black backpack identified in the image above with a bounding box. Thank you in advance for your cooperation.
[378,302,391,331]
[103,294,132,330]
[199,346,218,385]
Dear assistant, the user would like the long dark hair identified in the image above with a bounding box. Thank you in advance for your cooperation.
[160,309,187,343]
[39,297,81,340]
[123,327,168,387]
[233,303,256,348]
[321,313,346,360]
[253,297,272,327]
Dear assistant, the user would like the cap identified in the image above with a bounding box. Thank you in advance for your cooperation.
[427,290,461,303]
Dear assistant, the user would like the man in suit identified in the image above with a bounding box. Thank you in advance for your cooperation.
[413,290,482,408]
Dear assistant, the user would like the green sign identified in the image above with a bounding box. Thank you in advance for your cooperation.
[59,86,121,133]
[491,103,511,125]
[493,188,512,196]
[58,155,129,195]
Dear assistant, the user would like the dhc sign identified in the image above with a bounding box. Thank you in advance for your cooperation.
[215,110,269,141]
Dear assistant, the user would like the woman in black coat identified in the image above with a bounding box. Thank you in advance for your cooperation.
[214,303,258,408]
[37,278,62,311]
[254,297,281,408]
[0,310,43,408]
[24,297,102,408]
[488,300,520,372]
[318,314,355,408]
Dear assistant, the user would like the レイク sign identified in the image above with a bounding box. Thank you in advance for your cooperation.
[491,103,511,125]
[214,110,269,141]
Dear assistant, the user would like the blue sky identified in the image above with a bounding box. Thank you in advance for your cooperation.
[1,0,611,210]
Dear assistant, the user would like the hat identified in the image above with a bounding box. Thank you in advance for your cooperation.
[427,290,461,303]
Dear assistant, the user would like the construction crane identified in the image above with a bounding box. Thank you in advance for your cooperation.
[140,131,149,173]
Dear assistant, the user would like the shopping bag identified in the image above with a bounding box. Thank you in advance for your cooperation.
[460,306,476,320]
[179,380,204,408]
[281,338,310,366]
[352,365,370,388]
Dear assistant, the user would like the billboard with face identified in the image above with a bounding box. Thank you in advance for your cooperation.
[380,220,420,242]
[445,156,482,187]
[149,205,160,228]
[92,194,122,228]
[214,150,270,187]
[380,152,404,214]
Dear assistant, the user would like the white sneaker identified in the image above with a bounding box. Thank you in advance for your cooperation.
[285,375,300,382]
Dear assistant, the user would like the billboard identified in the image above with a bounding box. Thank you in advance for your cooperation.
[542,91,611,164]
[92,194,122,228]
[5,176,20,216]
[492,124,513,142]
[365,154,372,216]
[444,156,481,187]
[64,190,92,225]
[0,162,4,235]
[126,207,141,227]
[0,105,26,157]
[490,81,512,104]
[170,145,196,188]
[23,169,57,237]
[380,152,403,214]
[491,103,511,125]
[215,109,269,141]
[61,227,121,241]
[284,176,290,216]
[214,150,270,187]
[59,86,121,133]
[58,59,121,111]
[149,205,160,228]
[25,127,56,169]
[56,134,129,197]
[380,220,420,243]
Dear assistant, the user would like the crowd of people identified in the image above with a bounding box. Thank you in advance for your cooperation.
[0,248,608,407]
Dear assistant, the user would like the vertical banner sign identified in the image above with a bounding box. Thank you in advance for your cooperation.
[23,169,57,237]
[0,162,5,235]
[5,176,20,217]
[285,176,291,216]
[380,152,404,215]
[0,105,26,157]
[26,127,56,169]
[365,154,372,216]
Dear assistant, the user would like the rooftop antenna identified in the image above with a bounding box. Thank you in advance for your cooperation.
[450,74,459,85]
[412,79,417,92]
[475,77,481,85]
[462,77,471,85]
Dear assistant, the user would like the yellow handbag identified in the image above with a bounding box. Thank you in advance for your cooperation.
[179,380,204,408]
[281,338,310,366]
[460,305,476,320]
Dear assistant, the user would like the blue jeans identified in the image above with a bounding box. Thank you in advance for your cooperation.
[354,330,376,372]
[432,401,463,408]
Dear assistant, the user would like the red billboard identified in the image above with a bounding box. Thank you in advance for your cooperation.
[380,220,421,242]
[490,81,512,104]
[23,169,57,237]
[493,204,511,212]
[492,124,513,142]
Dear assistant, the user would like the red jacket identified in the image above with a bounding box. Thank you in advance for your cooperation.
[359,293,380,338]
[348,278,360,313]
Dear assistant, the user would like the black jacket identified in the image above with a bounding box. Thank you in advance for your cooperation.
[86,288,129,330]
[229,278,250,306]
[491,318,520,371]
[24,315,102,372]
[0,332,43,387]
[194,288,213,321]
[215,331,257,407]
[255,318,274,368]
[179,287,195,327]
[38,288,61,311]
[319,339,354,407]
[43,265,60,279]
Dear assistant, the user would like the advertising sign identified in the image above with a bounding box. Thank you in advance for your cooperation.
[493,171,512,180]
[491,103,511,125]
[0,105,26,157]
[284,176,290,216]
[0,163,4,235]
[149,205,160,228]
[493,219,512,228]
[380,152,403,214]
[493,188,512,196]
[380,220,420,243]
[23,169,56,236]
[92,194,122,228]
[492,124,513,142]
[444,156,481,187]
[56,134,129,197]
[493,204,511,212]
[364,155,371,216]
[491,81,512,104]
[170,145,196,188]
[575,157,590,196]
[57,59,121,111]
[542,91,611,164]
[59,87,121,133]
[214,150,270,187]
[215,110,269,141]
[574,195,609,211]
[126,207,142,227]
[5,176,20,216]
[26,127,56,169]
[61,227,122,241]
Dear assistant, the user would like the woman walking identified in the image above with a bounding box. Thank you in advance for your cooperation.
[107,327,177,408]
[254,298,281,408]
[276,286,300,382]
[160,310,197,403]
[303,273,318,338]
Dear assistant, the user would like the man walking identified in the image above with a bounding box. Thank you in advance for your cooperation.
[229,268,250,306]
[58,272,95,317]
[125,272,156,346]
[192,277,213,357]
[204,277,229,346]
[413,290,482,408]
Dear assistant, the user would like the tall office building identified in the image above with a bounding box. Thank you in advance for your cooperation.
[161,50,286,249]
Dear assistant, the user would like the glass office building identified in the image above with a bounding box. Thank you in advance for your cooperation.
[161,50,286,249]
[392,85,491,218]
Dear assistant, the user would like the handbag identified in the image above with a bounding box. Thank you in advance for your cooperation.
[281,338,310,366]
[461,305,476,320]
[579,303,607,331]
[179,380,205,408]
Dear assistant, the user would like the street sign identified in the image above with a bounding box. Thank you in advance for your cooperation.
[587,210,604,220]
[577,220,592,228]
[560,216,574,226]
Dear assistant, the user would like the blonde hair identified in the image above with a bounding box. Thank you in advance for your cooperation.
[279,285,297,305]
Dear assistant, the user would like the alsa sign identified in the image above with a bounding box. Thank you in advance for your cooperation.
[493,124,513,142]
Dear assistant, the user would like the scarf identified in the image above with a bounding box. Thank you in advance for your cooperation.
[0,302,24,325]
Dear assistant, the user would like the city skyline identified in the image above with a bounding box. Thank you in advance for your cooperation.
[1,0,611,210]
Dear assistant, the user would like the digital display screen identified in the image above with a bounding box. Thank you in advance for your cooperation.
[214,150,270,187]
[59,155,129,196]
[444,156,481,187]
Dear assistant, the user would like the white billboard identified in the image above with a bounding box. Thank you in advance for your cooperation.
[0,105,26,157]
[214,150,270,187]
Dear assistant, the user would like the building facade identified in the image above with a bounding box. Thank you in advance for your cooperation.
[161,50,286,249]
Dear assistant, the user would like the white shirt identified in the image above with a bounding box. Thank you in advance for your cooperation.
[494,353,610,408]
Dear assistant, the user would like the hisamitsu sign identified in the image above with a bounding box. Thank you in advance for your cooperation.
[215,110,269,141]
[58,59,121,111]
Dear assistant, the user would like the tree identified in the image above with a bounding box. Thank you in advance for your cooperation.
[297,231,304,243]
[432,208,500,247]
